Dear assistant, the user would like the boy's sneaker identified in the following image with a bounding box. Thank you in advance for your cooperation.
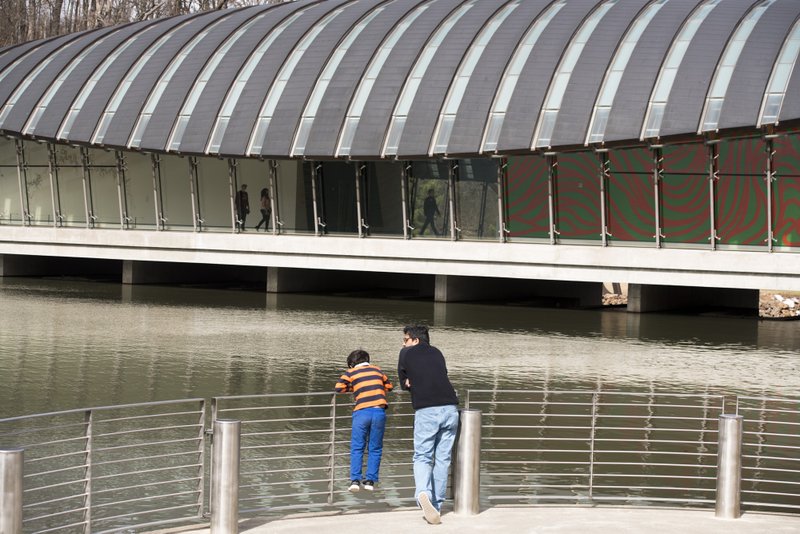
[363,480,375,491]
[348,480,361,493]
[418,492,441,525]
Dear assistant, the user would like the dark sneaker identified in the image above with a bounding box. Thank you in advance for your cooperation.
[418,492,441,524]
[348,480,360,493]
[363,480,375,491]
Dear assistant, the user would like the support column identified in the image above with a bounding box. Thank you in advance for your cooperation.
[627,284,758,314]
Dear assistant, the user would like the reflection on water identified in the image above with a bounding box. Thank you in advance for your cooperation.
[0,277,798,419]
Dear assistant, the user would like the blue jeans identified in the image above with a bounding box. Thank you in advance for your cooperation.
[350,407,387,482]
[413,405,459,511]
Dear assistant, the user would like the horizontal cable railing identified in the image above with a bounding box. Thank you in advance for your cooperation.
[0,399,206,534]
[2,390,800,532]
[736,395,800,513]
[466,390,725,508]
[211,392,417,516]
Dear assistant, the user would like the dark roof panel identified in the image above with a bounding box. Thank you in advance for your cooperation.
[0,0,798,157]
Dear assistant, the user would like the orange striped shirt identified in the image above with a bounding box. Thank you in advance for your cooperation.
[335,363,393,411]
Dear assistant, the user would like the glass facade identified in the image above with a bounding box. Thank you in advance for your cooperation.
[0,134,796,253]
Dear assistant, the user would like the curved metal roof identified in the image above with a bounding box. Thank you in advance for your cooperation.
[0,0,798,159]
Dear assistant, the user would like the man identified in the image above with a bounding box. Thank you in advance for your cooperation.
[398,325,459,525]
[235,183,249,231]
[419,189,440,236]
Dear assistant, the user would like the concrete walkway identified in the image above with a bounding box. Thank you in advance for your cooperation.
[161,506,799,534]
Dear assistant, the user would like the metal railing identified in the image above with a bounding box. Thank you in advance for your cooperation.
[737,395,800,513]
[1,390,799,533]
[0,399,206,533]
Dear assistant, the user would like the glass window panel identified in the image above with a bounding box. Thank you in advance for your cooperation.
[644,103,665,138]
[350,78,374,116]
[761,93,782,123]
[248,117,270,155]
[769,63,792,93]
[195,156,231,231]
[364,161,403,236]
[433,115,455,153]
[396,78,421,114]
[722,39,745,66]
[444,77,469,114]
[653,69,676,102]
[556,152,601,241]
[607,146,655,243]
[409,161,449,239]
[709,65,733,98]
[272,159,313,234]
[482,113,504,152]
[54,145,86,227]
[505,155,550,239]
[0,138,22,224]
[23,141,53,226]
[293,118,314,156]
[547,73,571,109]
[702,99,723,131]
[208,117,229,153]
[157,154,193,230]
[87,149,121,228]
[588,107,610,142]
[494,75,517,113]
[385,117,406,155]
[598,71,622,106]
[169,117,190,151]
[318,161,357,235]
[123,152,156,230]
[664,40,689,69]
[455,158,498,240]
[535,110,558,148]
[337,117,359,156]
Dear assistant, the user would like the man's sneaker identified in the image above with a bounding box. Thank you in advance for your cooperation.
[363,480,375,491]
[418,492,441,525]
[348,480,360,493]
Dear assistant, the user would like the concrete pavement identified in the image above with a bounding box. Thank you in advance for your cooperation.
[158,506,800,534]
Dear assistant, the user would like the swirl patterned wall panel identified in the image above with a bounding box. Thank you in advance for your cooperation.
[608,147,655,244]
[506,155,549,240]
[774,133,800,248]
[716,138,767,247]
[555,152,601,242]
[661,143,710,246]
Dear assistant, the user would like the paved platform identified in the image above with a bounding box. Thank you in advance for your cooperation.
[162,506,799,534]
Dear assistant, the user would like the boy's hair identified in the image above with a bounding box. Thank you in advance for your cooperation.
[403,325,430,344]
[347,349,370,368]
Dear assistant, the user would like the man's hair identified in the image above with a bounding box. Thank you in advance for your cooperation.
[347,349,370,368]
[403,325,430,344]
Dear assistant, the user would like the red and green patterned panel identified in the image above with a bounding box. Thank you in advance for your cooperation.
[608,147,655,243]
[556,152,601,241]
[716,138,767,246]
[774,133,800,247]
[661,143,710,245]
[506,155,549,239]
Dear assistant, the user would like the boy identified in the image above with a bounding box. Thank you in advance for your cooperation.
[335,349,393,492]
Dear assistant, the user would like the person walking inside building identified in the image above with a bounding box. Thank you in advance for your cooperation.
[255,187,271,232]
[397,325,459,524]
[235,183,249,231]
[419,189,440,236]
[335,349,393,492]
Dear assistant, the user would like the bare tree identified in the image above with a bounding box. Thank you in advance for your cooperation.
[0,0,284,48]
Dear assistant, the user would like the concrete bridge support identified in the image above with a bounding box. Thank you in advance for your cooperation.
[627,284,759,314]
[122,260,264,286]
[266,267,434,297]
[434,275,603,306]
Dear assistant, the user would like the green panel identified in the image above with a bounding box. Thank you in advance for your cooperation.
[505,156,549,239]
[608,147,655,243]
[774,133,800,247]
[556,152,601,241]
[717,139,767,246]
[661,143,710,245]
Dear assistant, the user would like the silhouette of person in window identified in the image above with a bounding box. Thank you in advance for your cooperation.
[235,184,249,231]
[419,189,440,236]
[255,187,271,232]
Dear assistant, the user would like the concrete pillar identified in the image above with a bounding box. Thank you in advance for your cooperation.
[434,275,603,307]
[627,284,758,314]
[122,260,264,285]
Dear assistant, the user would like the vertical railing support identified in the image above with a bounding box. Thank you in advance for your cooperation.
[211,420,240,534]
[716,414,743,519]
[453,409,481,515]
[0,448,24,534]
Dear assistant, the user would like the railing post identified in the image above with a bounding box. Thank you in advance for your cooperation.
[716,414,743,519]
[453,409,481,515]
[211,420,240,534]
[0,448,24,534]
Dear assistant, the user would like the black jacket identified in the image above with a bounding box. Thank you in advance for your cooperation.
[398,342,458,411]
